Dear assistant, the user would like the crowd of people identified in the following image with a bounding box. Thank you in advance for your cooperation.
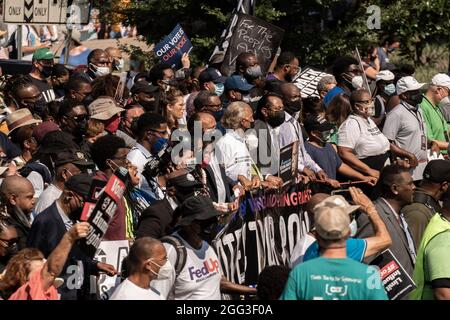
[0,32,449,301]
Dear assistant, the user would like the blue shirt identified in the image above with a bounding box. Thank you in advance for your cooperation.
[324,86,344,108]
[59,48,92,66]
[303,238,367,262]
[305,142,342,179]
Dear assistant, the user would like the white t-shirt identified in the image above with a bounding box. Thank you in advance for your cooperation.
[289,234,316,268]
[207,151,227,203]
[215,130,252,182]
[151,233,222,300]
[110,279,161,300]
[33,184,62,217]
[338,115,390,159]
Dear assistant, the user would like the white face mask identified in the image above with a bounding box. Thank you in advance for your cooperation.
[352,76,364,89]
[439,96,450,107]
[90,63,111,77]
[149,259,172,280]
[115,58,125,70]
[349,218,358,237]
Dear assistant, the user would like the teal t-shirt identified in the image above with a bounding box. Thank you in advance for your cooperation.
[280,257,388,300]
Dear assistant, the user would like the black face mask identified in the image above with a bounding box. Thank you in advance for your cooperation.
[69,206,84,221]
[72,118,87,140]
[406,92,423,108]
[82,94,95,107]
[267,110,285,128]
[28,96,47,116]
[41,66,53,78]
[139,100,157,111]
[284,100,303,115]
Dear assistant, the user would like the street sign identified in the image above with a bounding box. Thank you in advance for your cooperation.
[2,0,91,25]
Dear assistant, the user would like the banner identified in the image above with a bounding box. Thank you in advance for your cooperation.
[294,68,333,98]
[93,240,129,300]
[79,168,128,258]
[154,23,193,70]
[221,13,284,76]
[213,182,311,286]
[370,249,417,300]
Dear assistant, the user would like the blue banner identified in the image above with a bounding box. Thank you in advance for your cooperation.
[153,23,193,70]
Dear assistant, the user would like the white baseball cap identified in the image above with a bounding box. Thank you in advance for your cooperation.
[376,70,395,82]
[431,73,450,90]
[396,76,426,95]
[314,195,360,215]
[314,205,351,241]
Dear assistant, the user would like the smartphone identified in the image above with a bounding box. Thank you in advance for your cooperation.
[331,189,353,203]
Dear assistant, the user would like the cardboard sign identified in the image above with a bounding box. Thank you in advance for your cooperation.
[278,141,299,187]
[94,240,129,300]
[79,168,128,258]
[153,23,193,70]
[294,68,333,98]
[370,249,417,300]
[221,13,284,76]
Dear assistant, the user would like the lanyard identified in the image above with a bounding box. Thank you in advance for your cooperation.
[401,103,425,134]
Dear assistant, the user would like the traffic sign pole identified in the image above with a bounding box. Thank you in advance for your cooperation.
[17,25,23,60]
[64,28,72,65]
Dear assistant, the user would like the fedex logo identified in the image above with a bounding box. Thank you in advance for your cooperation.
[188,259,219,280]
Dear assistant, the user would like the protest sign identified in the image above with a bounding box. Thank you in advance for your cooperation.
[370,249,417,300]
[154,23,193,70]
[221,13,284,76]
[79,168,128,258]
[294,68,333,98]
[213,182,311,285]
[94,240,129,300]
[278,141,299,187]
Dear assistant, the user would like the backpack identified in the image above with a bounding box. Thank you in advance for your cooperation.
[160,234,187,276]
[7,26,30,59]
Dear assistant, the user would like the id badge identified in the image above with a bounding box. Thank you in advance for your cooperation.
[421,135,427,151]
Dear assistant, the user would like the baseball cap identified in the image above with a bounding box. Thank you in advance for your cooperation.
[314,205,351,241]
[376,70,395,82]
[167,169,203,191]
[64,173,93,200]
[396,76,426,95]
[431,73,450,90]
[198,68,226,84]
[314,195,360,215]
[54,150,94,168]
[32,121,60,143]
[224,75,254,92]
[303,114,335,133]
[422,159,450,183]
[130,81,159,95]
[88,96,125,120]
[33,48,55,61]
[177,195,221,226]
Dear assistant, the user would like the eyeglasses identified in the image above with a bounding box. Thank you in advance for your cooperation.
[72,114,87,122]
[205,104,222,111]
[355,99,373,105]
[265,105,284,112]
[0,237,18,247]
[148,129,169,136]
[285,64,300,71]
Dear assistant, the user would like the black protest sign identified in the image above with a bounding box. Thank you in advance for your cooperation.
[279,141,299,187]
[79,168,128,258]
[294,68,333,98]
[221,13,284,76]
[213,183,311,286]
[370,249,417,300]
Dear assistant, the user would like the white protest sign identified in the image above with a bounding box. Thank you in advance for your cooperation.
[93,240,129,300]
[294,68,333,98]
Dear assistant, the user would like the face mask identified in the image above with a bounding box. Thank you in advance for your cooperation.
[129,60,141,70]
[267,110,285,128]
[406,92,423,107]
[149,259,172,280]
[104,115,121,134]
[70,206,84,221]
[90,63,111,77]
[73,118,87,139]
[383,83,396,96]
[114,58,125,71]
[212,109,224,122]
[27,96,47,116]
[242,94,252,103]
[150,137,169,155]
[41,66,53,78]
[351,76,363,89]
[284,100,303,115]
[214,83,225,97]
[439,96,450,107]
[82,94,95,107]
[139,99,157,111]
[245,65,263,80]
[349,218,358,237]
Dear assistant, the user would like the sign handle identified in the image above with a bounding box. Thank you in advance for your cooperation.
[17,25,23,60]
[64,28,72,65]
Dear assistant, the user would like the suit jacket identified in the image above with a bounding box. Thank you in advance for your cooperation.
[136,198,174,239]
[203,164,235,203]
[9,206,31,250]
[356,198,415,277]
[27,202,98,300]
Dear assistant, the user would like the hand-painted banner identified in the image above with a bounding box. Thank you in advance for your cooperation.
[213,182,311,286]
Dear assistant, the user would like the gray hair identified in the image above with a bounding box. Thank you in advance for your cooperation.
[317,75,337,93]
[222,101,251,130]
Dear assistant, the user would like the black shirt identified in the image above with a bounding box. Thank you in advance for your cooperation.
[25,74,55,103]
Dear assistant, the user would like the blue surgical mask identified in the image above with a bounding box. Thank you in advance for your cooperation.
[151,137,169,155]
[384,83,396,96]
[215,83,225,97]
[213,109,224,122]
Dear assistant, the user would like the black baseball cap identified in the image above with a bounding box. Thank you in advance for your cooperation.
[130,81,159,95]
[64,173,93,200]
[423,160,450,183]
[177,195,221,226]
[54,150,94,168]
[198,68,226,85]
[167,169,203,191]
[303,114,335,133]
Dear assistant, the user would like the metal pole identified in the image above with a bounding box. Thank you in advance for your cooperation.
[64,28,72,65]
[17,25,23,60]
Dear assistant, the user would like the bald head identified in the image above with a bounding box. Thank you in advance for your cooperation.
[350,89,371,107]
[306,193,330,228]
[127,237,165,274]
[0,176,35,213]
[106,47,122,60]
[0,176,33,197]
[280,83,301,100]
[197,112,216,131]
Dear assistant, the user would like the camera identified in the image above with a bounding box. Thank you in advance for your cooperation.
[142,141,174,182]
